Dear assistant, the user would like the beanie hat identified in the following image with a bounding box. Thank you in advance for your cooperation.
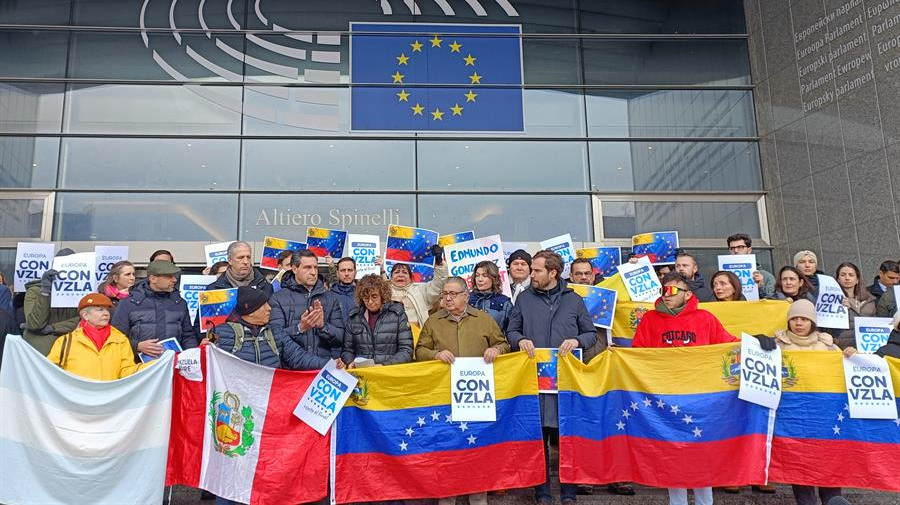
[78,293,113,311]
[507,249,532,269]
[793,250,818,267]
[787,299,817,329]
[235,286,268,316]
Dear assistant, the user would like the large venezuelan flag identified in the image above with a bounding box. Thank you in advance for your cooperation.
[558,344,772,488]
[334,353,545,503]
[769,352,900,491]
[306,227,348,258]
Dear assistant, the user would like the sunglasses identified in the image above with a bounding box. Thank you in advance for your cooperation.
[660,285,689,297]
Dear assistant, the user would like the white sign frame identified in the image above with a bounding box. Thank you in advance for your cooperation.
[738,334,782,409]
[718,254,759,301]
[294,360,358,435]
[615,257,661,303]
[842,353,897,420]
[50,252,96,308]
[816,274,849,329]
[450,357,497,422]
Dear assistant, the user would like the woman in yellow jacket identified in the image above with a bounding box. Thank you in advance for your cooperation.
[47,293,146,381]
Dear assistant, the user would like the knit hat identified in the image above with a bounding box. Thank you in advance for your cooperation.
[78,293,113,311]
[235,286,268,316]
[787,299,817,328]
[507,249,532,269]
[793,250,817,267]
[147,260,180,276]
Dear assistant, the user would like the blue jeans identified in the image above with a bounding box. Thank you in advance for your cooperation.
[535,427,577,502]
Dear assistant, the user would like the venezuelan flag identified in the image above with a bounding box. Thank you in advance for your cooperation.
[569,284,617,329]
[260,236,306,270]
[305,227,348,258]
[198,288,237,332]
[558,344,772,488]
[386,225,438,264]
[334,353,545,502]
[631,231,678,265]
[769,352,900,491]
[438,231,475,247]
[576,247,621,278]
[385,260,435,283]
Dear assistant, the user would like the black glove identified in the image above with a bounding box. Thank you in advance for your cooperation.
[38,324,56,335]
[431,244,445,266]
[754,334,778,351]
[39,269,58,296]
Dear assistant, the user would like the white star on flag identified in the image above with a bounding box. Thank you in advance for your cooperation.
[894,419,900,427]
[399,441,409,451]
[843,403,849,411]
[458,422,469,432]
[642,398,652,407]
[431,411,440,421]
[692,427,702,438]
[656,399,666,409]
[682,415,693,424]
[630,401,639,411]
[837,413,844,422]
[405,427,415,436]
[622,410,631,419]
[833,425,841,435]
[616,420,626,430]
[445,414,453,423]
[417,417,426,427]
[467,434,477,445]
[670,404,680,415]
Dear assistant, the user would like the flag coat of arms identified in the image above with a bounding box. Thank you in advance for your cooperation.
[260,237,306,270]
[558,343,773,488]
[350,23,524,131]
[333,353,545,502]
[199,288,238,333]
[306,227,348,258]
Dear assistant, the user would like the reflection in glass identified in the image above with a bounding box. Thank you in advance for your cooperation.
[0,137,59,188]
[523,39,580,85]
[602,201,760,238]
[0,31,69,79]
[0,199,44,239]
[579,0,746,34]
[0,0,71,25]
[418,195,593,241]
[0,83,64,133]
[418,141,588,191]
[54,193,238,241]
[60,138,239,190]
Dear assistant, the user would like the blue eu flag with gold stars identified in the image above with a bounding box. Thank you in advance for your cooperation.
[350,23,523,131]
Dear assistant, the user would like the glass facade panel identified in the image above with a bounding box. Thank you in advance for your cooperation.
[602,201,761,239]
[589,141,762,191]
[0,137,59,188]
[579,0,746,34]
[0,198,45,239]
[71,0,248,28]
[60,138,240,190]
[0,31,69,79]
[0,0,70,25]
[523,39,580,85]
[241,140,415,191]
[0,83,64,133]
[54,192,238,241]
[418,195,593,241]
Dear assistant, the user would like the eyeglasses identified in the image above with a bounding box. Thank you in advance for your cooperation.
[362,293,381,301]
[660,285,689,297]
[440,291,466,299]
[729,243,750,252]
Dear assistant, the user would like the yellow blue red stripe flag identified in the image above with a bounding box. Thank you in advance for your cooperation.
[260,236,306,270]
[306,227,348,258]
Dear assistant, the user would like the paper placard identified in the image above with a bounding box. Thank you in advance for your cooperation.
[540,234,576,279]
[535,348,582,394]
[306,227,348,258]
[50,252,96,308]
[179,274,218,323]
[718,254,759,301]
[502,242,529,263]
[94,245,129,285]
[384,260,434,283]
[738,334,782,409]
[204,242,234,268]
[260,237,306,271]
[139,336,183,363]
[175,347,203,381]
[450,357,497,422]
[14,242,54,292]
[445,235,512,298]
[816,274,849,329]
[855,317,893,354]
[615,257,661,303]
[569,283,617,329]
[198,288,237,333]
[576,247,621,279]
[631,231,679,265]
[439,231,475,247]
[347,234,381,279]
[842,353,897,419]
[294,360,358,435]
[386,225,439,265]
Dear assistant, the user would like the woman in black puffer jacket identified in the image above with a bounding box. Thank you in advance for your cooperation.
[342,274,413,367]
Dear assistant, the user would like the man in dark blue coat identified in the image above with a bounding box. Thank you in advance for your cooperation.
[111,260,198,358]
[269,249,344,370]
[507,250,596,505]
[326,256,357,324]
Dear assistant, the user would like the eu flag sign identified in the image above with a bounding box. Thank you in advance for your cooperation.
[350,23,524,132]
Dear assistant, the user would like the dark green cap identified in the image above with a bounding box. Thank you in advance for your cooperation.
[147,260,180,276]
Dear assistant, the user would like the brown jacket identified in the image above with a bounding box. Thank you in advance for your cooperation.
[415,305,510,361]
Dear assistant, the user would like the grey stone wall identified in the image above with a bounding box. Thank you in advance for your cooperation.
[747,0,900,279]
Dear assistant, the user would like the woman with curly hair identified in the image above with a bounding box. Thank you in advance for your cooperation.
[342,274,413,367]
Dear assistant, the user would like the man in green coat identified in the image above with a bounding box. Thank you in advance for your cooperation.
[23,248,80,355]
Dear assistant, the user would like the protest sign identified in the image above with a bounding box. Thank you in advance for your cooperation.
[294,360,358,435]
[386,224,439,265]
[204,242,233,268]
[615,257,661,303]
[348,234,380,278]
[535,348,582,394]
[576,247,621,279]
[198,288,237,333]
[445,235,512,298]
[94,245,129,285]
[439,231,475,247]
[718,254,759,301]
[631,231,679,265]
[842,353,897,419]
[50,252,96,308]
[816,274,849,329]
[855,317,893,354]
[306,227,348,258]
[175,347,203,382]
[502,242,528,263]
[179,274,217,323]
[450,357,497,422]
[540,234,576,278]
[139,337,183,363]
[569,284,617,329]
[738,333,782,409]
[14,242,54,292]
[384,260,434,283]
[260,237,306,270]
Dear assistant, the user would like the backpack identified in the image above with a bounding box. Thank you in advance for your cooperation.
[226,322,279,361]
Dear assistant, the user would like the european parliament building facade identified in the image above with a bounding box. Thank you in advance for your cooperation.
[7,0,893,278]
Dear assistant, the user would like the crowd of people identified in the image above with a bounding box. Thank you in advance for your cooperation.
[0,232,898,505]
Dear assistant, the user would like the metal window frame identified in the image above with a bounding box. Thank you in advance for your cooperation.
[0,191,54,245]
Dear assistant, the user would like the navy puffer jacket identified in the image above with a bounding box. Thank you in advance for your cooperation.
[111,280,199,353]
[269,274,344,370]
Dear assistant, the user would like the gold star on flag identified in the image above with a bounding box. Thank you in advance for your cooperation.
[396,53,410,65]
[464,90,477,102]
[463,54,476,66]
[450,103,463,116]
[391,71,405,83]
[468,71,482,84]
[396,89,410,102]
[449,41,462,53]
[411,103,424,115]
[410,40,423,52]
[430,35,442,47]
[431,108,444,121]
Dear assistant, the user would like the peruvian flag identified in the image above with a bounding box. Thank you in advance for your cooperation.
[166,346,329,504]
